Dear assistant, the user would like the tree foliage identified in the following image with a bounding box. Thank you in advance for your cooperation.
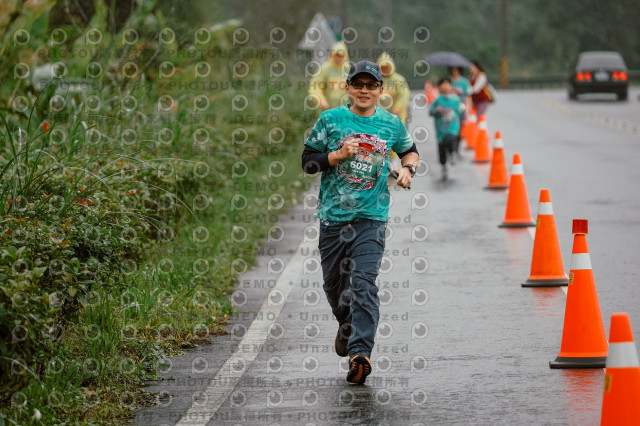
[216,0,640,81]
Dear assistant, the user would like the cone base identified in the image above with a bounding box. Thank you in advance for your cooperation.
[549,356,606,369]
[498,221,536,228]
[522,278,569,287]
[484,185,508,190]
[473,160,490,164]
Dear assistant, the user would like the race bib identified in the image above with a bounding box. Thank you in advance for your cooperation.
[441,107,455,125]
[336,133,388,190]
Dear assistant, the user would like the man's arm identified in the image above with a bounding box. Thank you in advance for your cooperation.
[301,138,361,174]
[301,145,330,174]
[393,143,419,188]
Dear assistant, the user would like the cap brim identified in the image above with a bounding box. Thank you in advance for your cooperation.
[348,71,382,82]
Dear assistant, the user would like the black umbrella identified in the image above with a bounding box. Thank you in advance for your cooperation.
[424,52,471,68]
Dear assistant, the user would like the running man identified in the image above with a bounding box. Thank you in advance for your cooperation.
[301,60,419,384]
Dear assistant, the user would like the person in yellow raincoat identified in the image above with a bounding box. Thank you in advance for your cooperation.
[376,52,410,124]
[376,52,410,163]
[308,41,350,110]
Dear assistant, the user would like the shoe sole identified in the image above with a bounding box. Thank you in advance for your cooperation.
[346,355,372,384]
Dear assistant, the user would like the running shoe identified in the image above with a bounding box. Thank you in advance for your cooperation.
[346,352,372,384]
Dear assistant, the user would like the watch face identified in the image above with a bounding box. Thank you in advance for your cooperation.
[404,164,416,176]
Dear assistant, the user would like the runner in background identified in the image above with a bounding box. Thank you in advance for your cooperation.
[429,77,465,179]
[308,41,350,111]
[448,66,471,155]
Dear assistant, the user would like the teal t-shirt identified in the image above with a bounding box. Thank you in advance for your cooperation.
[429,94,464,142]
[304,105,414,222]
[451,76,471,98]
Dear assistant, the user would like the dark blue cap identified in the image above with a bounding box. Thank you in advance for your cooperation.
[347,60,382,83]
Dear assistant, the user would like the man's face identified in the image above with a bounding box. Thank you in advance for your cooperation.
[346,74,383,113]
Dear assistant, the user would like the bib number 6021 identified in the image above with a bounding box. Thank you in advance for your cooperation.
[350,161,373,172]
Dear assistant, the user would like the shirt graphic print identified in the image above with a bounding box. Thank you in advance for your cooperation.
[336,133,388,191]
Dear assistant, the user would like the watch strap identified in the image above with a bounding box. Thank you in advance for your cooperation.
[403,164,416,177]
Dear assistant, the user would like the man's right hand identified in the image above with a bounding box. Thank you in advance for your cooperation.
[339,138,360,159]
[329,138,360,166]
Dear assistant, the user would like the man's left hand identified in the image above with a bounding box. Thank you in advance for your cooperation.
[393,167,412,188]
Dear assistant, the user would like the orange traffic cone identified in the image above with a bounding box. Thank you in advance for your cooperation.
[522,189,569,287]
[498,153,535,228]
[550,219,608,368]
[424,80,438,104]
[473,115,491,163]
[484,131,509,190]
[461,107,477,150]
[600,313,640,425]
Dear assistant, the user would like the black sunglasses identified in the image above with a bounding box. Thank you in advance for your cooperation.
[349,80,381,90]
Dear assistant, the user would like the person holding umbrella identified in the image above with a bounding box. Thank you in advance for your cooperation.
[448,66,471,108]
[448,66,471,155]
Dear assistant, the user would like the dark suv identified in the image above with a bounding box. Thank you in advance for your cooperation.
[568,51,628,101]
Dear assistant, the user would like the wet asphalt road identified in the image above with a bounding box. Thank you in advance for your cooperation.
[135,88,640,426]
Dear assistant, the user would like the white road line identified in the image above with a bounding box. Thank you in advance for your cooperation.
[525,225,568,295]
[175,237,313,426]
[536,97,640,137]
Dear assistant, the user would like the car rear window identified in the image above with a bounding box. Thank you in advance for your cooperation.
[577,53,626,69]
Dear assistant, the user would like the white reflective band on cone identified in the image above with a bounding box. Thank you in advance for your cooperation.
[511,164,524,175]
[478,121,487,130]
[537,202,553,215]
[570,252,592,270]
[494,138,503,148]
[606,342,640,368]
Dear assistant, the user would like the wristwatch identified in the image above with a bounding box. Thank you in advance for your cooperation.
[403,164,416,177]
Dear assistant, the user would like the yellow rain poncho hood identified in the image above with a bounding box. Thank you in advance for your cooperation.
[377,52,396,77]
[376,52,410,124]
[329,41,349,64]
[308,41,351,110]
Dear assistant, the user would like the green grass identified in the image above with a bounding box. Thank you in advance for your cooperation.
[1,53,315,426]
[0,8,320,422]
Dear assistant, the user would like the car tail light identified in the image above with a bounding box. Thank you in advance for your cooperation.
[613,71,628,81]
[576,72,592,82]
